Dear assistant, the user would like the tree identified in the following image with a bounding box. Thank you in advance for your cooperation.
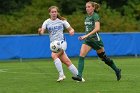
[55,0,77,15]
[0,0,32,14]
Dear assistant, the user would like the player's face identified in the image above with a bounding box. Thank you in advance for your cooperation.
[86,3,94,15]
[49,8,58,20]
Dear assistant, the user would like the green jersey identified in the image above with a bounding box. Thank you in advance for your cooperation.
[85,12,100,41]
[84,12,104,50]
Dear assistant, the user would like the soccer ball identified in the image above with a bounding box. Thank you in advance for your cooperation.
[50,40,62,53]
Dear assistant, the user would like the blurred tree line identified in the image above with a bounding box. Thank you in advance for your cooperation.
[0,0,32,14]
[0,0,140,34]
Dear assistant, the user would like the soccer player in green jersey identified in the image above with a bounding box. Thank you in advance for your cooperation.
[72,1,121,81]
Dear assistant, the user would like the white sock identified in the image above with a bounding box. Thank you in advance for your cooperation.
[68,64,78,77]
[54,58,64,76]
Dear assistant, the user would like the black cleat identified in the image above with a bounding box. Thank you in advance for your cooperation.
[72,76,82,81]
[116,69,121,81]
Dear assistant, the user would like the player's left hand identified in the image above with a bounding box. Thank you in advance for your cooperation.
[38,28,44,35]
[69,30,74,36]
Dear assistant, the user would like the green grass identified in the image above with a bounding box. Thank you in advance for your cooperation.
[0,57,140,93]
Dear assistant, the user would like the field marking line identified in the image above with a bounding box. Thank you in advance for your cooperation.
[0,69,8,72]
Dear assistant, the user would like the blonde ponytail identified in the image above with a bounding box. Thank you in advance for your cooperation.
[94,2,100,12]
[57,13,66,20]
[87,1,100,12]
[48,6,66,20]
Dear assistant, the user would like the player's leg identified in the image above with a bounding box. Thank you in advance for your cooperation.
[51,51,66,82]
[96,48,121,81]
[59,52,78,77]
[78,44,92,77]
[72,44,92,81]
[59,51,85,82]
[59,40,78,77]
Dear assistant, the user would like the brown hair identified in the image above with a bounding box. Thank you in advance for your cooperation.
[87,1,100,12]
[48,6,66,20]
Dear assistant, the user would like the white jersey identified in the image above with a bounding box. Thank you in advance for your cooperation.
[42,18,70,42]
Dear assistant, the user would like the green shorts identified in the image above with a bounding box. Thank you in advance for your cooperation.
[83,38,104,50]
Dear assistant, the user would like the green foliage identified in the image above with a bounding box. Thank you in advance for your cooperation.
[55,0,81,15]
[0,0,32,14]
[0,0,56,34]
[105,0,127,9]
[123,0,140,20]
[65,12,85,32]
[0,0,140,34]
[99,2,139,32]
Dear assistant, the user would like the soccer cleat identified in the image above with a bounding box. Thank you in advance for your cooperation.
[57,75,66,82]
[81,78,85,82]
[116,69,121,81]
[72,76,82,81]
[72,75,85,82]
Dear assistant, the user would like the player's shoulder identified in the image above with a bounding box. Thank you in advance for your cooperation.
[43,18,51,23]
[62,19,68,23]
[59,19,69,24]
[56,18,67,22]
[92,12,100,21]
[93,12,99,17]
[85,14,89,18]
[52,18,66,23]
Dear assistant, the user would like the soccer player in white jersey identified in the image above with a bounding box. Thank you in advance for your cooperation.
[38,6,85,82]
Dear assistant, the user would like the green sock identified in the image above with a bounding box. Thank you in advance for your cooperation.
[78,56,85,77]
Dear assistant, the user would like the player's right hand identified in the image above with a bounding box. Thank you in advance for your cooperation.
[38,28,43,35]
[78,35,88,40]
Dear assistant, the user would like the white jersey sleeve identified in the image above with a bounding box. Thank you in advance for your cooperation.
[63,20,70,29]
[42,20,48,29]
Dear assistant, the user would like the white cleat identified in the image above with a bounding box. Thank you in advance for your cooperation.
[77,78,85,82]
[82,78,85,82]
[57,75,66,82]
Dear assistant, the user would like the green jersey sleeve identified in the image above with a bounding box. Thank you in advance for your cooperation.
[93,13,100,22]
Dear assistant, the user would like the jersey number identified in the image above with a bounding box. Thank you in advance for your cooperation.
[86,26,89,32]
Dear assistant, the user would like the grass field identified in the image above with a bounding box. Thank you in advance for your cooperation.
[0,57,140,93]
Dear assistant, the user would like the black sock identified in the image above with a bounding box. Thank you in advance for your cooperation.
[98,52,119,73]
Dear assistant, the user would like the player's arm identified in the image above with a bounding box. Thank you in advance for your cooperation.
[38,20,47,35]
[67,27,74,36]
[38,28,46,35]
[63,20,74,36]
[79,21,100,40]
[85,21,100,37]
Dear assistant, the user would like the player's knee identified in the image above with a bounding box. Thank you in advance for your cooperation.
[97,52,106,59]
[79,51,86,57]
[51,53,58,60]
[62,61,71,67]
[97,52,113,66]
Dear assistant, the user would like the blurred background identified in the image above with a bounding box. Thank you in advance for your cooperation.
[0,0,140,59]
[0,1,140,92]
[0,0,140,34]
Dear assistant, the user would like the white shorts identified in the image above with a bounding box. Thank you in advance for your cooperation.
[61,40,67,51]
